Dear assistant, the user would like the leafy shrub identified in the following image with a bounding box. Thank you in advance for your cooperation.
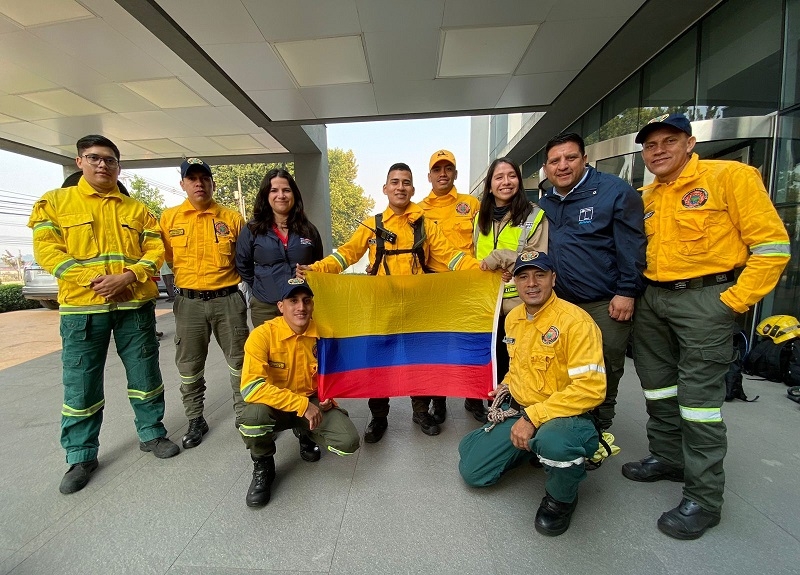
[0,284,42,313]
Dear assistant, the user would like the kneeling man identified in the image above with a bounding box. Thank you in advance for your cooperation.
[238,279,360,507]
[458,251,606,536]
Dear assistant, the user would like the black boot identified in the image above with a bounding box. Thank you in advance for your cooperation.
[464,399,488,423]
[182,416,209,449]
[364,417,388,443]
[534,492,578,536]
[293,428,321,462]
[622,455,684,482]
[246,456,275,507]
[657,498,721,540]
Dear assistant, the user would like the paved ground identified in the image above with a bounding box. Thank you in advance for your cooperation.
[1,299,799,575]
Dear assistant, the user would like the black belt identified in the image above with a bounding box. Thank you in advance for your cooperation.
[646,270,735,291]
[177,285,239,301]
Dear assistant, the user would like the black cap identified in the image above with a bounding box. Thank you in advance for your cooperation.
[281,279,314,300]
[180,157,213,179]
[635,113,692,144]
[512,251,554,276]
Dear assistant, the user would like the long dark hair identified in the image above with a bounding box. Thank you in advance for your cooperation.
[248,169,316,238]
[476,158,531,235]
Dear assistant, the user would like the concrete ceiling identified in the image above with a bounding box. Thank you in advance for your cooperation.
[0,0,650,167]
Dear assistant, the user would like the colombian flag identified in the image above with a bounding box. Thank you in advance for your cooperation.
[306,270,502,400]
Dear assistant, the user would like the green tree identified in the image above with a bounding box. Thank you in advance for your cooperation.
[129,176,167,219]
[329,148,374,247]
[212,163,287,219]
[209,151,373,247]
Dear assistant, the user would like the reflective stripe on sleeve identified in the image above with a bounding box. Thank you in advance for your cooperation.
[751,241,790,256]
[240,377,266,401]
[567,364,606,377]
[448,252,465,270]
[332,252,347,270]
[643,385,678,401]
[679,405,723,423]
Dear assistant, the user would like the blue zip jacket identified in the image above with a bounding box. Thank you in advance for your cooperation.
[235,223,323,304]
[538,166,646,303]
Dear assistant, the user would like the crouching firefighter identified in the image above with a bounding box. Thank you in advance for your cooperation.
[458,251,606,536]
[238,279,360,507]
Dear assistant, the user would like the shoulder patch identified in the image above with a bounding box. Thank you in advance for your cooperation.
[541,326,560,345]
[455,201,470,215]
[312,343,318,359]
[681,188,708,208]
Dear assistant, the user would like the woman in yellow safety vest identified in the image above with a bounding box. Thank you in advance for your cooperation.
[475,157,548,384]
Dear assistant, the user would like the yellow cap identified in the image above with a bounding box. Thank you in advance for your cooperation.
[429,149,456,170]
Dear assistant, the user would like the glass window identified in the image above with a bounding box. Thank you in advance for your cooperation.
[775,111,800,205]
[784,0,800,107]
[600,73,641,140]
[596,154,634,185]
[641,29,697,126]
[583,104,602,145]
[696,0,782,118]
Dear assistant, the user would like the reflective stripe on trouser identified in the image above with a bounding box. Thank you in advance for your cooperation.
[60,303,166,465]
[633,282,734,512]
[173,291,249,421]
[458,413,598,503]
[576,299,632,429]
[239,398,361,458]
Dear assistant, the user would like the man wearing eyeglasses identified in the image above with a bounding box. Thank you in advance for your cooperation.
[28,134,180,495]
[160,158,249,450]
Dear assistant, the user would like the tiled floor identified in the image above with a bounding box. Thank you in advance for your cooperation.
[1,302,799,574]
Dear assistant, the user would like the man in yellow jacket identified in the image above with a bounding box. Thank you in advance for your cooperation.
[623,114,791,540]
[458,251,606,536]
[299,162,481,442]
[160,158,249,449]
[238,279,360,507]
[418,149,487,424]
[29,134,179,495]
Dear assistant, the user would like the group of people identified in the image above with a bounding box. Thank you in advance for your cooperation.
[30,112,790,541]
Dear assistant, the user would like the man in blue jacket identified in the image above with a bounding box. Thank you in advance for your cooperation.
[540,132,646,432]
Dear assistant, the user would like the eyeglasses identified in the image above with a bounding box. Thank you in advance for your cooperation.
[81,154,119,168]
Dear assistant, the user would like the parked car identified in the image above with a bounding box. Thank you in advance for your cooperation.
[23,263,168,310]
[22,262,59,309]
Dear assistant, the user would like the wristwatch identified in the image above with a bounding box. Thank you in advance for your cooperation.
[520,408,532,423]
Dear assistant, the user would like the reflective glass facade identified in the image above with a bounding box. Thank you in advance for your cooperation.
[515,0,800,325]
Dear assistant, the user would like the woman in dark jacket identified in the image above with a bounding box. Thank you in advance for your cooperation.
[236,168,323,328]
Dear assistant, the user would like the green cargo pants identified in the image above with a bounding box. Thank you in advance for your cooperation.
[173,290,249,422]
[458,409,598,503]
[577,299,632,429]
[60,302,166,464]
[249,297,280,329]
[239,397,361,458]
[633,282,735,512]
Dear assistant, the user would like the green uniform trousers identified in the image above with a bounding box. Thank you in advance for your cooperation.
[60,302,166,464]
[173,290,249,422]
[576,299,632,429]
[239,398,361,458]
[633,282,735,512]
[458,411,598,503]
[249,297,279,329]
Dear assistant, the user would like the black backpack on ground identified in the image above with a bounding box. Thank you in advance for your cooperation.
[725,330,757,402]
[743,337,800,386]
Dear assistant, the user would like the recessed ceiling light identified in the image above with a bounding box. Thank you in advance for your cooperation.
[438,25,538,78]
[122,78,208,109]
[275,35,369,87]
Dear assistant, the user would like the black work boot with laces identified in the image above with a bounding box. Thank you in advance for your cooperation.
[293,428,321,462]
[246,456,276,507]
[182,416,209,449]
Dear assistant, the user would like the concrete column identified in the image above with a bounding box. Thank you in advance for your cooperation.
[293,126,332,253]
